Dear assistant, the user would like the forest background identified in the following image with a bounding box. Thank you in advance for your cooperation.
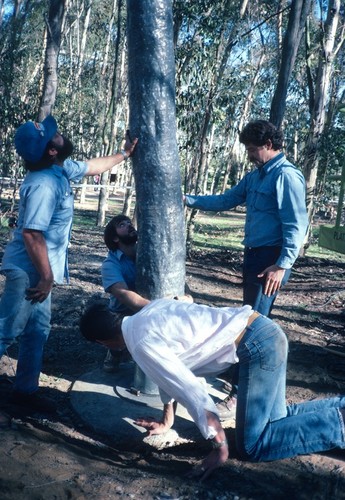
[0,0,344,239]
[0,2,345,498]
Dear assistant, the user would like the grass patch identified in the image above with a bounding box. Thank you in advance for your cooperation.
[192,212,244,252]
[73,210,98,227]
[190,211,345,261]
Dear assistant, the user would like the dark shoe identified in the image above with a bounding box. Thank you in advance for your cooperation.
[103,349,121,373]
[216,395,237,421]
[8,390,57,414]
[103,349,132,373]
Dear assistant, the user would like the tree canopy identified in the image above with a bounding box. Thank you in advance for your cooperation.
[0,0,344,224]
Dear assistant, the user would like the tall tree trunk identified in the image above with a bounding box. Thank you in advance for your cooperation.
[96,0,125,227]
[221,51,265,192]
[127,0,185,395]
[184,0,249,253]
[122,173,134,216]
[303,0,344,221]
[270,0,312,128]
[127,0,185,300]
[38,0,66,120]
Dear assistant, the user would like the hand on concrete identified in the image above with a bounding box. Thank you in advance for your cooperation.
[134,416,171,436]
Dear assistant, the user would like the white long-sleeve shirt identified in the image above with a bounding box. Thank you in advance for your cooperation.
[122,299,253,439]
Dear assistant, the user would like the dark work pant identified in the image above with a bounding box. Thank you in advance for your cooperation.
[243,246,291,317]
[230,246,291,396]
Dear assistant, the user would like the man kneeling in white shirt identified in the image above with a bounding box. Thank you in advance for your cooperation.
[80,299,345,479]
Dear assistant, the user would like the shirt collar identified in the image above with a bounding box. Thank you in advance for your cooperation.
[261,152,285,175]
[51,164,66,178]
[113,248,123,258]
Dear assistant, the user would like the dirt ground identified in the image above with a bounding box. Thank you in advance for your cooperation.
[0,212,345,500]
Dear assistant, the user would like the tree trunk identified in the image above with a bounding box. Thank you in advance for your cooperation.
[127,0,185,300]
[38,0,66,120]
[270,0,312,128]
[97,0,125,226]
[184,0,249,249]
[122,172,134,216]
[221,51,265,193]
[303,0,344,220]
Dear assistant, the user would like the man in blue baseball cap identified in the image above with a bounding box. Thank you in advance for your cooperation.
[0,115,137,414]
[14,115,59,164]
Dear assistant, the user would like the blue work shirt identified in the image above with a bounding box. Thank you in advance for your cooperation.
[1,159,87,283]
[101,249,136,313]
[185,153,308,269]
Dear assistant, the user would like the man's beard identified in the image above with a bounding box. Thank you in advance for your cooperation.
[117,232,138,245]
[55,135,74,161]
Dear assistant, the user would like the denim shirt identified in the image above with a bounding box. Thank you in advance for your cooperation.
[101,249,136,313]
[185,153,308,269]
[1,159,87,283]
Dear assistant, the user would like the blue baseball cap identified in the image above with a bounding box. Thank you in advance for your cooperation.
[14,115,58,163]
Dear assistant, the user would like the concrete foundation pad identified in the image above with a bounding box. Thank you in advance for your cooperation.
[70,363,235,450]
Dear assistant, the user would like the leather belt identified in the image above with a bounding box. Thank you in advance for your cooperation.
[235,311,260,347]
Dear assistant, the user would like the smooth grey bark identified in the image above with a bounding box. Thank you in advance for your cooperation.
[269,0,312,128]
[38,0,65,120]
[127,0,185,299]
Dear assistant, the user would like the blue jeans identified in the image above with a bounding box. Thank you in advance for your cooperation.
[243,246,291,317]
[235,315,345,461]
[0,269,51,394]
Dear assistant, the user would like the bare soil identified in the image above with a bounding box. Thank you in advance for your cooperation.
[0,210,345,500]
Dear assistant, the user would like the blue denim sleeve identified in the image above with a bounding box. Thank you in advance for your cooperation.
[22,183,58,231]
[101,252,125,292]
[63,159,88,182]
[275,168,309,268]
[185,176,248,211]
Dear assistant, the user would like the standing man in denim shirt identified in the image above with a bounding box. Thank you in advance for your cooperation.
[185,120,308,417]
[0,115,137,413]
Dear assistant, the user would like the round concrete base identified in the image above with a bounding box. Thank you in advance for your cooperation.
[70,363,234,450]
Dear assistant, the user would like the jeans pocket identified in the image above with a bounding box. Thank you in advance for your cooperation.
[240,319,288,371]
[255,327,287,371]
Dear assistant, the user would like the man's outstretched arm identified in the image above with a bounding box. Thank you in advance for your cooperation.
[134,401,177,435]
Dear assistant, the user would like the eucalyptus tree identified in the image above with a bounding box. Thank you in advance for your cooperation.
[175,0,249,197]
[127,0,186,393]
[269,0,313,128]
[38,0,66,121]
[0,1,46,178]
[303,0,345,221]
[2,0,344,236]
[54,0,129,222]
[174,0,252,248]
[96,0,127,226]
[127,0,185,300]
